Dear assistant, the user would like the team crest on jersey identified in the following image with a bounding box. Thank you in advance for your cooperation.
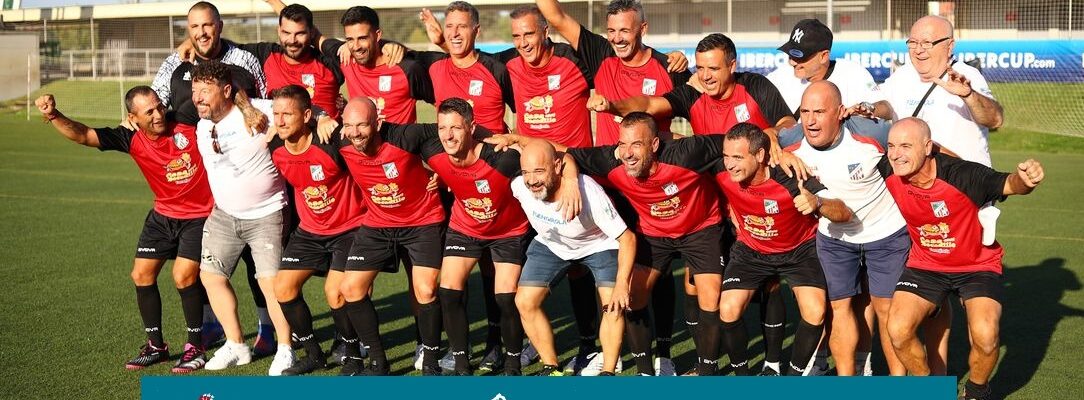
[172,133,190,150]
[475,179,491,194]
[734,103,751,122]
[548,75,561,90]
[662,182,679,196]
[469,80,484,96]
[763,199,779,214]
[642,78,657,95]
[310,165,326,181]
[301,74,316,88]
[382,162,399,179]
[930,200,949,218]
[848,163,864,181]
[378,75,392,92]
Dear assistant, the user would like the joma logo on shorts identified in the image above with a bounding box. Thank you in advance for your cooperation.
[897,281,919,288]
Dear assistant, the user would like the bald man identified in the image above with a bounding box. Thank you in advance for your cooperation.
[334,97,449,375]
[778,81,909,376]
[883,118,1042,400]
[510,139,636,376]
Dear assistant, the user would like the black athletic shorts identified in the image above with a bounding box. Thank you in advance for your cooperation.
[723,239,827,290]
[636,224,725,276]
[280,227,356,274]
[135,209,206,261]
[443,228,530,265]
[346,223,444,272]
[894,267,1002,305]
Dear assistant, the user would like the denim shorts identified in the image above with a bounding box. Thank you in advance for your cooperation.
[518,239,618,288]
[199,207,284,279]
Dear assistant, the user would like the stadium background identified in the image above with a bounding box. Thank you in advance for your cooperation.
[0,1,1081,399]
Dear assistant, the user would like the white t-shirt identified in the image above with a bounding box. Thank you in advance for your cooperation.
[511,174,627,260]
[767,58,877,116]
[789,124,906,243]
[869,62,995,167]
[196,99,286,219]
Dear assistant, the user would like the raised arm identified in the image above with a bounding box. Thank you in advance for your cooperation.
[535,0,584,49]
[1003,159,1044,196]
[934,67,1004,129]
[36,94,101,148]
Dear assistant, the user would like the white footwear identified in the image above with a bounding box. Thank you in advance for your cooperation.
[268,345,296,376]
[205,342,252,371]
[438,351,456,372]
[578,352,624,376]
[413,344,424,371]
[654,357,676,376]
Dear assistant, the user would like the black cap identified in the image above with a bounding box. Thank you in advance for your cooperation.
[778,19,833,59]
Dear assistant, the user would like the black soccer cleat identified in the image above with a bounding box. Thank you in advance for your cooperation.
[126,341,169,370]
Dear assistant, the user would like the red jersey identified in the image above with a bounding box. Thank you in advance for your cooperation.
[418,140,528,239]
[338,123,446,228]
[240,42,344,119]
[575,25,690,145]
[715,165,827,254]
[324,38,434,125]
[884,154,1009,274]
[663,72,790,135]
[271,139,366,236]
[418,51,514,134]
[500,44,593,148]
[95,122,213,219]
[568,135,722,238]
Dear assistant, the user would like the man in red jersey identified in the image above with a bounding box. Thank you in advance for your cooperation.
[334,97,451,375]
[713,123,851,376]
[36,88,214,373]
[263,86,367,376]
[883,118,1044,400]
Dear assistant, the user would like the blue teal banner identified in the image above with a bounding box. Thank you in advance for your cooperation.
[479,40,1084,83]
[143,376,957,400]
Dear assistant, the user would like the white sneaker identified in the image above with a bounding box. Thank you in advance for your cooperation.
[268,345,296,376]
[413,344,424,371]
[654,357,677,376]
[205,342,252,371]
[438,351,456,372]
[578,352,624,376]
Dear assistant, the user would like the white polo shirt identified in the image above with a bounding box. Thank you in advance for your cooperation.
[788,123,906,244]
[196,99,286,219]
[767,58,877,116]
[511,174,627,260]
[869,62,995,167]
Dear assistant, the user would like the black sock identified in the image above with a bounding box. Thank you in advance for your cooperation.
[625,307,655,375]
[330,306,360,359]
[495,293,523,373]
[721,319,750,376]
[965,380,991,399]
[787,319,824,376]
[241,248,267,308]
[439,287,471,371]
[480,266,502,349]
[761,287,786,364]
[344,297,386,367]
[279,295,321,357]
[651,272,675,358]
[135,284,164,347]
[418,301,443,369]
[683,292,700,350]
[177,283,205,346]
[695,309,722,376]
[568,271,599,354]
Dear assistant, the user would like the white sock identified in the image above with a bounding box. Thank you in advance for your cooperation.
[277,344,292,354]
[763,361,781,373]
[257,307,272,326]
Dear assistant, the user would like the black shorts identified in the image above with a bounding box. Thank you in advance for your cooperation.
[280,227,356,274]
[135,209,206,261]
[894,268,1002,305]
[723,239,827,290]
[346,223,444,272]
[443,228,530,265]
[636,224,725,276]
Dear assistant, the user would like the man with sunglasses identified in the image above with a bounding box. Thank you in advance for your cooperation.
[767,19,876,120]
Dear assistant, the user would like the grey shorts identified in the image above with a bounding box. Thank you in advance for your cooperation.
[200,207,285,280]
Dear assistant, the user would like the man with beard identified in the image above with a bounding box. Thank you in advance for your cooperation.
[36,88,213,373]
[510,139,635,376]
